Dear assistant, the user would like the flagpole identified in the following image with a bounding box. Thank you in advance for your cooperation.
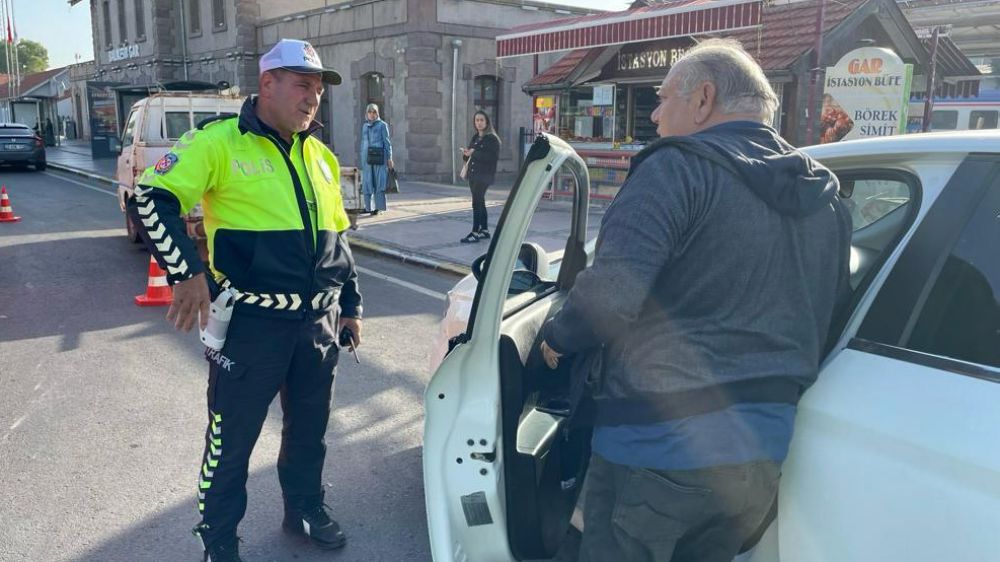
[9,0,18,93]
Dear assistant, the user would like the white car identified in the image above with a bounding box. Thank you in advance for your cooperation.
[424,131,1000,561]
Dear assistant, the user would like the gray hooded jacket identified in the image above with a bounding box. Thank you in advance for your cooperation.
[543,121,852,426]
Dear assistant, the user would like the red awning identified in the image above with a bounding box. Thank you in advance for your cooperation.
[497,0,762,58]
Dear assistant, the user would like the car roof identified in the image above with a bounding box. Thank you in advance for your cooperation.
[0,123,31,128]
[802,130,1000,160]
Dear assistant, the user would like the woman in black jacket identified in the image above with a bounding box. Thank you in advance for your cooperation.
[460,111,501,243]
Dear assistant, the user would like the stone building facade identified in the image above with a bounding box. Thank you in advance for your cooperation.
[71,0,590,181]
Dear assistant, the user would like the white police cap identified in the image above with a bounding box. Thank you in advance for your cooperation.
[259,39,342,85]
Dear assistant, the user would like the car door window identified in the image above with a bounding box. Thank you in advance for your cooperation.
[835,171,920,291]
[904,185,1000,368]
[843,178,912,230]
[497,164,603,311]
[121,110,138,148]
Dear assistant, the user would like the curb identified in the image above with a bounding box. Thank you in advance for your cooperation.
[347,235,471,277]
[46,159,471,277]
[47,162,118,187]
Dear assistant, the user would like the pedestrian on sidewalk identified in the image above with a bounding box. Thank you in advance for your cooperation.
[359,103,393,215]
[459,110,500,244]
[538,39,851,562]
[126,38,362,562]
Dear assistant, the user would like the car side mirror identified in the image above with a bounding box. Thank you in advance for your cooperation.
[517,242,550,279]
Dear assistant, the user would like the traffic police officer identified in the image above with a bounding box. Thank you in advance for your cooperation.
[127,39,360,562]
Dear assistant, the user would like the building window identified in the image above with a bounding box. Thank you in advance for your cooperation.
[930,110,958,131]
[474,76,499,133]
[102,1,113,48]
[969,110,998,130]
[362,72,386,123]
[189,0,202,34]
[117,0,128,43]
[134,0,145,40]
[212,0,226,29]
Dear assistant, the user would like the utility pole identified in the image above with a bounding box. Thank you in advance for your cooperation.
[921,26,941,132]
[804,0,826,145]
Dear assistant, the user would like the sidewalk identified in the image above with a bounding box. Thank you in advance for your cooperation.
[45,142,602,276]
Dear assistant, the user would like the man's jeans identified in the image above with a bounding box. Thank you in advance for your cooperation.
[579,453,780,562]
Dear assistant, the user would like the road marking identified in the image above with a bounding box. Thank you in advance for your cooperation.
[40,172,449,301]
[356,265,447,301]
[43,172,117,198]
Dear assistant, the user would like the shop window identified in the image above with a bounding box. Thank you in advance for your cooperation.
[212,0,226,29]
[558,87,615,143]
[102,1,113,47]
[362,72,386,123]
[612,85,660,145]
[188,0,202,34]
[930,110,957,131]
[474,76,499,133]
[631,86,659,143]
[134,0,145,40]
[969,110,998,130]
[117,0,128,42]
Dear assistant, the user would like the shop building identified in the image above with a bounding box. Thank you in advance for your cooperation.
[70,0,594,181]
[502,0,982,197]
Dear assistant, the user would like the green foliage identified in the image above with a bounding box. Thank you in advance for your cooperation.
[0,39,50,75]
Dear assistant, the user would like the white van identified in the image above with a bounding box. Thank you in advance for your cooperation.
[116,92,244,244]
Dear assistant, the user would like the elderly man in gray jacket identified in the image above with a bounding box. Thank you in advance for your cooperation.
[540,39,852,562]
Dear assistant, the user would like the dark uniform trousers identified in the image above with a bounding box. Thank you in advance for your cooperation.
[197,307,340,548]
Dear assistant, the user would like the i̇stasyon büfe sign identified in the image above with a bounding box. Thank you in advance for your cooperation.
[820,47,913,143]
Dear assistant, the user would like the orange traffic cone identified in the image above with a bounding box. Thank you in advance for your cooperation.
[0,186,21,223]
[135,255,174,306]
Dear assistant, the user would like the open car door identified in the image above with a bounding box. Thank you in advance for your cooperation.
[424,134,594,562]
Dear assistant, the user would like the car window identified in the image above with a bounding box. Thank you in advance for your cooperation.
[164,111,192,140]
[969,110,998,130]
[904,187,1000,368]
[121,110,139,148]
[499,161,603,310]
[842,178,912,230]
[930,110,958,131]
[193,112,217,127]
[0,126,32,136]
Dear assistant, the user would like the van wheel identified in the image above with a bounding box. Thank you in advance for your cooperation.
[126,213,142,243]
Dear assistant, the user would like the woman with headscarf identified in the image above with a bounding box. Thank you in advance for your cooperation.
[459,110,501,243]
[360,103,394,215]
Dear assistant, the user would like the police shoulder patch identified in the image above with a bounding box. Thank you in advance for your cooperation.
[154,152,179,175]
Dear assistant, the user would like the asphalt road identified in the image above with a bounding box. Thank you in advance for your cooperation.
[0,167,460,561]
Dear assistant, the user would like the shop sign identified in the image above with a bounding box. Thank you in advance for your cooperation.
[617,47,688,72]
[820,47,913,143]
[107,44,141,63]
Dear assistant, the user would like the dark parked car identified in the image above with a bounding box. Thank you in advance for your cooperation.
[0,123,47,171]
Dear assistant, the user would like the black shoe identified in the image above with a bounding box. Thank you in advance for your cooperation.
[283,502,347,550]
[476,229,491,240]
[203,538,243,562]
[371,209,381,216]
[460,232,480,244]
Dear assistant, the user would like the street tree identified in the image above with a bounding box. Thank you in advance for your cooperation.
[0,40,50,74]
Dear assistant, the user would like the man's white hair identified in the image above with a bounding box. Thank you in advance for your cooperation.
[671,38,779,123]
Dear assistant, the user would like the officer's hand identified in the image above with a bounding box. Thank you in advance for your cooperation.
[388,159,395,169]
[339,317,362,348]
[167,273,211,332]
[541,341,562,370]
